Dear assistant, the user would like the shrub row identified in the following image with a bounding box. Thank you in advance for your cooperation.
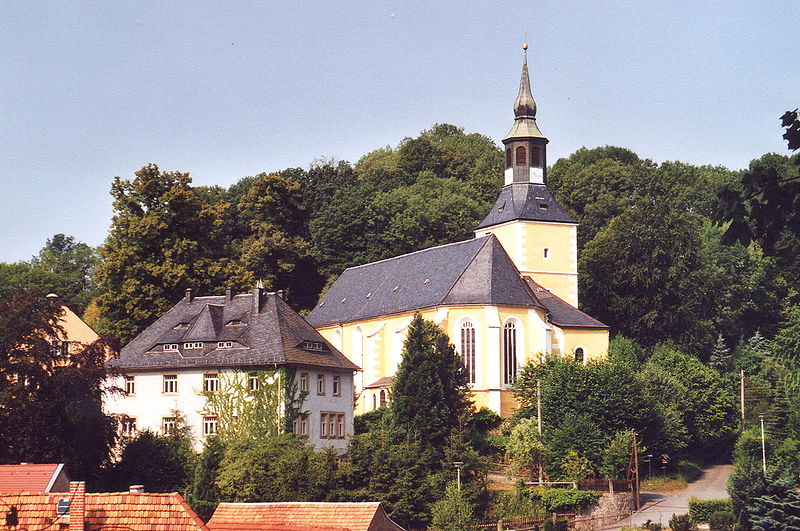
[688,497,732,523]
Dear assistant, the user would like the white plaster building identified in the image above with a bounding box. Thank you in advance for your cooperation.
[105,287,358,452]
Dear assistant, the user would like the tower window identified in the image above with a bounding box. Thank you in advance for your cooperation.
[531,147,541,167]
[505,148,513,168]
[543,248,550,259]
[515,146,527,166]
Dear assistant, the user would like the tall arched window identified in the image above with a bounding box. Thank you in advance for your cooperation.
[574,347,585,364]
[531,147,541,167]
[505,148,513,168]
[372,394,377,410]
[503,321,517,385]
[515,146,527,166]
[379,389,387,407]
[460,320,476,384]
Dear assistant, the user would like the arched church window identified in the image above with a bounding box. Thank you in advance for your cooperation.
[372,394,377,410]
[506,148,513,168]
[460,320,476,384]
[503,321,517,385]
[379,389,387,407]
[515,146,527,166]
[574,347,585,364]
[531,147,541,167]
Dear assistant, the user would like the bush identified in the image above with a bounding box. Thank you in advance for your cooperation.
[708,510,735,531]
[677,460,702,482]
[688,498,733,523]
[537,488,600,513]
[669,512,694,531]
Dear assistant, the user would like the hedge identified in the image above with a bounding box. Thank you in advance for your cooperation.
[688,497,733,523]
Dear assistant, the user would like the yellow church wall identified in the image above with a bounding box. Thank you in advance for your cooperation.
[476,220,578,306]
[560,327,610,364]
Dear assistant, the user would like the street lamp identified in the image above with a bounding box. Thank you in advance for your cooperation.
[453,462,464,491]
[759,414,767,475]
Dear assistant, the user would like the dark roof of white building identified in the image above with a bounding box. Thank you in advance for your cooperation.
[108,290,359,371]
[306,234,545,328]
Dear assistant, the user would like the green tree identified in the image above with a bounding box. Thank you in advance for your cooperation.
[599,430,636,480]
[108,430,194,492]
[188,436,225,520]
[506,418,546,480]
[709,334,732,373]
[429,481,476,530]
[95,164,250,342]
[31,234,100,313]
[390,314,471,452]
[0,288,116,484]
[772,304,800,395]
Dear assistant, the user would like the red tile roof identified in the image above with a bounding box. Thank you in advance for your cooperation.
[0,491,208,530]
[0,463,64,493]
[208,502,405,531]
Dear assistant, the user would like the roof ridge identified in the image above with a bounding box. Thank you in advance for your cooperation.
[345,237,486,271]
[439,235,494,305]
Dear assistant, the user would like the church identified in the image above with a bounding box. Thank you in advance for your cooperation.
[306,49,609,417]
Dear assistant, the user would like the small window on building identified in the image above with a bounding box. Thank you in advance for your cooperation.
[515,146,527,166]
[162,416,176,435]
[317,374,326,395]
[203,373,219,393]
[531,146,541,167]
[336,413,345,438]
[328,413,336,439]
[60,341,71,356]
[248,372,259,391]
[460,320,476,384]
[300,372,309,393]
[217,341,233,349]
[320,413,328,438]
[543,247,550,259]
[379,389,387,407]
[121,417,137,438]
[203,416,218,436]
[539,203,549,210]
[372,394,377,410]
[173,322,189,330]
[226,319,243,326]
[184,342,203,349]
[164,344,179,351]
[293,413,309,438]
[301,340,325,351]
[505,147,513,168]
[332,375,341,396]
[574,347,585,364]
[124,375,135,395]
[163,374,178,394]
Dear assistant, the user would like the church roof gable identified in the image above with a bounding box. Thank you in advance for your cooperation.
[307,235,542,328]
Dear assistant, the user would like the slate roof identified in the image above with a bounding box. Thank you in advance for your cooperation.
[109,290,359,372]
[0,491,208,530]
[475,183,576,230]
[364,376,395,389]
[207,502,405,531]
[524,277,608,329]
[0,463,65,493]
[306,235,544,328]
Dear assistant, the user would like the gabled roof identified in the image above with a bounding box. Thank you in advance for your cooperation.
[0,463,66,493]
[207,502,405,531]
[306,235,544,328]
[524,277,608,329]
[476,183,576,230]
[0,491,208,530]
[109,290,359,372]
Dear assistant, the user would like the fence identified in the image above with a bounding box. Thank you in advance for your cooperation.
[577,478,633,493]
[471,512,631,530]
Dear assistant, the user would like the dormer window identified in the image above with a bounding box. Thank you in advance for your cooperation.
[217,341,233,349]
[163,344,179,351]
[184,342,203,349]
[539,203,548,210]
[173,323,189,330]
[301,340,326,352]
[226,319,243,326]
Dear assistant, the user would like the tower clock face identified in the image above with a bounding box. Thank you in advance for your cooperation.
[531,167,544,184]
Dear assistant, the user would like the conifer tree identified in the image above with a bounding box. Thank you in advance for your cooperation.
[189,436,225,521]
[709,333,732,372]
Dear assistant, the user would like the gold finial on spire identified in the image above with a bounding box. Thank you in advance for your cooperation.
[522,42,528,51]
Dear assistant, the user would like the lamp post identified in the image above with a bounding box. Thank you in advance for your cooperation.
[759,414,767,475]
[453,462,464,491]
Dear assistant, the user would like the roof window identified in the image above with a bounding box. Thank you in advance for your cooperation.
[173,322,189,330]
[226,319,243,326]
[301,340,326,352]
[366,292,372,298]
[392,286,399,292]
[340,297,347,303]
[423,278,430,284]
[539,203,548,210]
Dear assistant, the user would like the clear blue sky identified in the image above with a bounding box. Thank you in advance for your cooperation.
[1,1,797,262]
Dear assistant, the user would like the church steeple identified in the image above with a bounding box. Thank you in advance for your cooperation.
[502,44,548,185]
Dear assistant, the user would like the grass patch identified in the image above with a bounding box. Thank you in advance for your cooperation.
[640,475,688,492]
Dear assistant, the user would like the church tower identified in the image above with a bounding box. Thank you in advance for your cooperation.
[475,46,579,307]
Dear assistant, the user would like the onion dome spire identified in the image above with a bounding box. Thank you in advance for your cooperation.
[514,44,537,119]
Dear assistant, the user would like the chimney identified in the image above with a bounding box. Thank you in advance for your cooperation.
[225,288,233,302]
[129,485,145,493]
[68,481,86,531]
[185,288,194,303]
[252,286,263,315]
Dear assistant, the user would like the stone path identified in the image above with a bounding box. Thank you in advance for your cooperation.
[608,464,732,529]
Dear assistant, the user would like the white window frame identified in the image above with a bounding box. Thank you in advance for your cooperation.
[121,416,137,438]
[217,341,233,349]
[164,344,179,351]
[248,372,259,391]
[457,317,477,385]
[317,373,326,396]
[502,318,522,386]
[332,375,341,396]
[203,372,219,393]
[163,374,178,394]
[203,415,218,436]
[300,372,309,393]
[184,342,203,350]
[124,375,135,395]
[162,416,176,435]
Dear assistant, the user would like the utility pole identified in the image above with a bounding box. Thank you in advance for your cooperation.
[740,370,746,431]
[759,415,767,475]
[537,378,543,485]
[633,432,641,511]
